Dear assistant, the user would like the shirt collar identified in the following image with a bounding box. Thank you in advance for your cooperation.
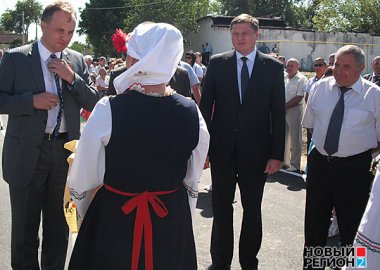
[38,39,61,62]
[329,76,362,94]
[236,48,256,64]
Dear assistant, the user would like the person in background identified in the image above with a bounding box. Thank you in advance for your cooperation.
[94,67,110,96]
[0,2,100,269]
[67,21,209,270]
[363,56,380,86]
[328,52,336,67]
[95,56,106,75]
[302,45,380,269]
[179,60,201,104]
[185,50,204,83]
[200,13,285,270]
[195,51,207,77]
[283,58,307,173]
[84,54,95,74]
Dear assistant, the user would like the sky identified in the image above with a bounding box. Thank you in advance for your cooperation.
[0,0,89,44]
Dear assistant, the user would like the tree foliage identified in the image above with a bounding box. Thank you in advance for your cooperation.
[312,0,380,34]
[0,0,42,39]
[78,0,127,56]
[79,0,210,56]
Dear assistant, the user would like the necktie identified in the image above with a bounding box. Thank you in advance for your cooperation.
[323,86,350,156]
[372,75,380,85]
[50,54,64,139]
[240,57,249,103]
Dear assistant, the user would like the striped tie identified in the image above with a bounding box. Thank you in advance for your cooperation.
[50,54,64,140]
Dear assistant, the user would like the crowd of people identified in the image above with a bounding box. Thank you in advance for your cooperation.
[0,1,380,269]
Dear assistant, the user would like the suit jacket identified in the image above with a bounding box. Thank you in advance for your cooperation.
[0,42,100,188]
[363,73,380,86]
[107,64,127,96]
[169,65,191,97]
[200,50,285,171]
[108,65,192,98]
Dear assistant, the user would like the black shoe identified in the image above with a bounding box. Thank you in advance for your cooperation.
[206,265,231,270]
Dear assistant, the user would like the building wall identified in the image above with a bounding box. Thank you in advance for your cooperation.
[185,17,380,73]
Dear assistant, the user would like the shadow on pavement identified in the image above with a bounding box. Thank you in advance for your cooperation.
[267,171,307,191]
[196,191,213,218]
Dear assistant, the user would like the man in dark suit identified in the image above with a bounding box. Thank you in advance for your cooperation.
[200,14,285,270]
[363,55,380,86]
[0,2,100,269]
[108,64,191,98]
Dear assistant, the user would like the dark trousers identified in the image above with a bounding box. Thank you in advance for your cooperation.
[9,137,70,270]
[210,151,266,270]
[303,149,373,269]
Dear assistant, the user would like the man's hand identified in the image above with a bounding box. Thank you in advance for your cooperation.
[264,159,282,175]
[33,92,59,110]
[48,58,75,84]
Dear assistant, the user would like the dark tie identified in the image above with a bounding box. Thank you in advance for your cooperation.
[50,54,64,139]
[240,56,249,102]
[372,75,380,85]
[323,86,350,156]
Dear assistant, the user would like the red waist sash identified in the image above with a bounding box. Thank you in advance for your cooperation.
[103,183,178,270]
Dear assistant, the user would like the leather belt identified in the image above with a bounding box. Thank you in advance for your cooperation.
[44,132,68,141]
[316,149,370,163]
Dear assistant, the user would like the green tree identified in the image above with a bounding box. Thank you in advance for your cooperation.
[69,41,94,55]
[78,0,126,56]
[312,0,380,34]
[0,0,42,41]
[79,0,210,56]
[219,0,288,17]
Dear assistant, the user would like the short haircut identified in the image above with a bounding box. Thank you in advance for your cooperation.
[41,1,77,23]
[372,56,380,64]
[84,55,93,62]
[314,57,327,65]
[336,45,365,66]
[230,14,259,32]
[286,58,300,65]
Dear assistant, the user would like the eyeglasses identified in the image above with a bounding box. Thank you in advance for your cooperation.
[185,56,192,59]
[314,64,324,67]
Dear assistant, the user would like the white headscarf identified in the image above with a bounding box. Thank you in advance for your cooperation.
[113,22,184,94]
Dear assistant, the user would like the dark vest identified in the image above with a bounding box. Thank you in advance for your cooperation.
[104,91,199,192]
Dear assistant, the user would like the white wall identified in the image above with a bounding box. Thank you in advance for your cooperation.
[185,17,380,73]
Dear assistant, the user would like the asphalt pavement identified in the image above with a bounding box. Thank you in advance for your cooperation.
[0,128,311,270]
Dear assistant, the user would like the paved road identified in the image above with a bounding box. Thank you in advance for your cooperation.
[0,130,308,270]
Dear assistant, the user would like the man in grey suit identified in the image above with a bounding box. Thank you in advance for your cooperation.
[0,1,100,269]
[200,14,285,270]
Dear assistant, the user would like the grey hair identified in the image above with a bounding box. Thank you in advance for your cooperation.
[286,58,300,65]
[336,45,365,66]
[84,55,93,62]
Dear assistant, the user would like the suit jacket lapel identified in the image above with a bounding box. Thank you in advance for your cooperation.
[227,51,240,105]
[28,42,46,94]
[61,50,72,92]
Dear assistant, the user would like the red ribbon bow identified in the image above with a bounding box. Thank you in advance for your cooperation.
[104,184,178,270]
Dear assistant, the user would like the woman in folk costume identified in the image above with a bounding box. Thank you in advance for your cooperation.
[68,22,210,270]
[345,164,380,270]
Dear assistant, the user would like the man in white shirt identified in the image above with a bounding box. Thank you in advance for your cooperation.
[302,45,380,269]
[284,58,308,172]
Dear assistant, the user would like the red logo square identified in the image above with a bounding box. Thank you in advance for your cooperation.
[356,247,366,257]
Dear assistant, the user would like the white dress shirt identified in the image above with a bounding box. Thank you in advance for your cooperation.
[302,76,380,157]
[236,50,256,103]
[38,40,67,133]
[285,71,307,103]
[67,96,210,219]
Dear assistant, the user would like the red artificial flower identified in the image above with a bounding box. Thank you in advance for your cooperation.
[112,28,128,53]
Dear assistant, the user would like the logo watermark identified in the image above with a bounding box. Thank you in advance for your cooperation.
[304,246,367,268]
